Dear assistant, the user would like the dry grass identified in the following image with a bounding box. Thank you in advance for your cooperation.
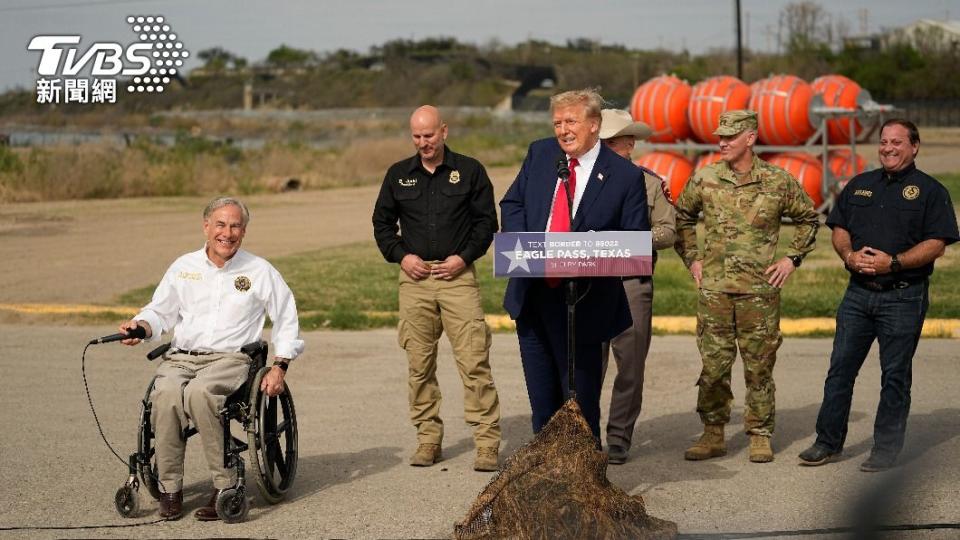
[0,135,415,203]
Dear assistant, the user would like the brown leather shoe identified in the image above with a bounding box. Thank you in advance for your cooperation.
[158,491,182,520]
[194,490,221,521]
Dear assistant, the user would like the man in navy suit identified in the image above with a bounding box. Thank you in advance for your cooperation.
[500,89,650,440]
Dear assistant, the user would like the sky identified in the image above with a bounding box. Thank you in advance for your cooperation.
[1,0,956,92]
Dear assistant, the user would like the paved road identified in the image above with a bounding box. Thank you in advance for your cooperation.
[1,325,958,539]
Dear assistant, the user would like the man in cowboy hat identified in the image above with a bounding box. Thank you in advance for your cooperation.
[598,108,676,464]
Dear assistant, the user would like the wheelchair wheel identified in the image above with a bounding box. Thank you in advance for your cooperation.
[247,367,298,504]
[137,379,162,501]
[215,487,249,523]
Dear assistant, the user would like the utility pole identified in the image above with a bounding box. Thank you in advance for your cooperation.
[735,0,743,79]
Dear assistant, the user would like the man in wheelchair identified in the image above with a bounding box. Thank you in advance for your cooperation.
[117,196,304,521]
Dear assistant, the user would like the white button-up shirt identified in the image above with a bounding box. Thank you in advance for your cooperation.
[135,248,305,360]
[545,139,601,230]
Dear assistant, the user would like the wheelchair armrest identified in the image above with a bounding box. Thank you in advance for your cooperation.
[146,343,171,361]
[240,340,268,362]
[240,340,268,375]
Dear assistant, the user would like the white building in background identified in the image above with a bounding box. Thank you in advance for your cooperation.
[882,19,960,52]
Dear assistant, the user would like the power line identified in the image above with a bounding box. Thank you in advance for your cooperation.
[0,0,183,13]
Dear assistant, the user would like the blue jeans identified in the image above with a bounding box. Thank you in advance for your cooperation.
[814,280,928,458]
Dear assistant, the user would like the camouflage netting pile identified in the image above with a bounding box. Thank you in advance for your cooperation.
[454,399,677,540]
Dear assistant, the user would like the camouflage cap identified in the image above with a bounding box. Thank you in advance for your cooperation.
[713,109,758,136]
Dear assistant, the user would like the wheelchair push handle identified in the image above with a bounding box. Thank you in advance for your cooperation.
[143,341,263,363]
[88,325,147,345]
[146,343,171,361]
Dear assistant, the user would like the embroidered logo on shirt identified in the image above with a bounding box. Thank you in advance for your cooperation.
[449,170,460,184]
[398,178,417,187]
[902,185,920,200]
[853,189,873,197]
[234,275,251,292]
[177,271,202,281]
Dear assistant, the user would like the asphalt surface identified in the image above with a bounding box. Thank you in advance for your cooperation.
[1,325,958,539]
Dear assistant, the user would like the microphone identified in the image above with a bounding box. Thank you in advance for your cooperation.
[556,156,571,182]
[89,325,147,345]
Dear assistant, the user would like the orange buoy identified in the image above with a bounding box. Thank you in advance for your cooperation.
[693,152,723,171]
[765,152,823,207]
[688,76,751,143]
[828,149,868,190]
[635,151,694,204]
[812,75,871,143]
[748,75,816,145]
[630,75,692,143]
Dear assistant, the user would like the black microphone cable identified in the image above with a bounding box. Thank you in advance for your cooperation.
[0,342,175,531]
[8,340,180,531]
[83,336,169,491]
[81,342,129,467]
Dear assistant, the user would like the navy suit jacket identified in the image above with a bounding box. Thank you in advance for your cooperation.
[500,138,651,343]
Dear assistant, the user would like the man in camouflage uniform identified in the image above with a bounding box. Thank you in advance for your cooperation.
[674,110,819,463]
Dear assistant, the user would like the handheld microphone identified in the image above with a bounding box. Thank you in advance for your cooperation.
[89,325,147,345]
[556,156,571,182]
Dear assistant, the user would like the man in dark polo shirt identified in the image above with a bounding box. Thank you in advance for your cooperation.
[799,119,959,471]
[372,105,501,472]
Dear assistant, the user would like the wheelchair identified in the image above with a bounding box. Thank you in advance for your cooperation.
[114,340,298,523]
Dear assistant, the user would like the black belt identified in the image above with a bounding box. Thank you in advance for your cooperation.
[622,276,652,282]
[853,278,926,292]
[173,349,215,356]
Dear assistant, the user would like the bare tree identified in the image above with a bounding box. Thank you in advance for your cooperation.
[779,1,852,53]
[780,1,828,53]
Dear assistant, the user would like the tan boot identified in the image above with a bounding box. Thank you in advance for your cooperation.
[684,424,726,461]
[749,435,774,463]
[473,447,499,472]
[409,443,442,467]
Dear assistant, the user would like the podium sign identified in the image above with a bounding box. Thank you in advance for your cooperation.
[494,231,652,278]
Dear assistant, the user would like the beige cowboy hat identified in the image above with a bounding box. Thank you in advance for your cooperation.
[599,109,653,140]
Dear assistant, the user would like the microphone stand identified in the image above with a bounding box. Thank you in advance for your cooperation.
[559,159,578,401]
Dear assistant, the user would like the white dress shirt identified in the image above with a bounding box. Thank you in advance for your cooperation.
[135,248,305,361]
[546,139,601,231]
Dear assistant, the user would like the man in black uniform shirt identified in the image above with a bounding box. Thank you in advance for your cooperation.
[799,119,959,471]
[372,105,502,471]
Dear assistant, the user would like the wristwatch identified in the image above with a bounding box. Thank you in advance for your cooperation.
[890,254,902,273]
[788,255,803,268]
[272,359,289,372]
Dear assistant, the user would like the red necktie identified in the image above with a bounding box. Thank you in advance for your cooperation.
[546,158,578,287]
[548,158,578,232]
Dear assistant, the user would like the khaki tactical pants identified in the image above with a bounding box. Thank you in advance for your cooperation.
[150,351,251,493]
[397,263,501,448]
[601,277,653,449]
[696,289,782,436]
